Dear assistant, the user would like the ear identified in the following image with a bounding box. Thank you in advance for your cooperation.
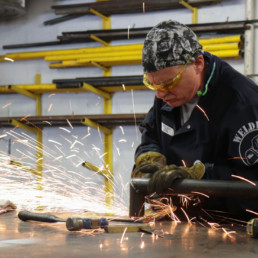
[193,55,205,74]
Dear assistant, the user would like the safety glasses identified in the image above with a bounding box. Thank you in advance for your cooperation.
[143,54,193,92]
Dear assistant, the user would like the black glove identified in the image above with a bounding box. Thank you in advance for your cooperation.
[131,152,166,178]
[148,162,205,193]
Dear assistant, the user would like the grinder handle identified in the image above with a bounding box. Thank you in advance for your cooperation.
[18,210,66,223]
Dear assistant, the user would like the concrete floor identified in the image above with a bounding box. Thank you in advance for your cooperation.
[0,211,258,257]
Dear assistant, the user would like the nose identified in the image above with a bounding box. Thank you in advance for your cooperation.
[156,89,167,99]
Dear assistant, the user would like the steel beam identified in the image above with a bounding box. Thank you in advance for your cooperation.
[129,178,258,217]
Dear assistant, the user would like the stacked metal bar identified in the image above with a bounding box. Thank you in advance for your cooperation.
[0,75,146,94]
[53,75,143,88]
[3,20,255,50]
[0,34,244,69]
[0,113,146,127]
[51,0,221,16]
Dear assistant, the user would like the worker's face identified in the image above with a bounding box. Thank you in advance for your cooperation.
[145,55,205,107]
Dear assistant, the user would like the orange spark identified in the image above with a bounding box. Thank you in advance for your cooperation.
[227,157,247,160]
[222,227,236,235]
[140,241,145,249]
[246,209,258,216]
[191,191,210,198]
[59,127,71,133]
[181,160,186,167]
[20,114,31,121]
[66,119,74,129]
[48,93,56,98]
[20,115,42,131]
[43,121,52,125]
[69,100,73,114]
[196,105,210,121]
[81,133,90,140]
[48,103,53,112]
[120,227,127,244]
[231,174,256,186]
[180,207,192,224]
[142,2,145,13]
[4,57,14,62]
[2,103,12,109]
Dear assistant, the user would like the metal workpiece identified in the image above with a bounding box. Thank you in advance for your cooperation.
[1,211,258,257]
[130,178,258,197]
[129,178,258,217]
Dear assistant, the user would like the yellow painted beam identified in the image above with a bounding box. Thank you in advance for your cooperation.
[203,42,239,51]
[82,82,112,99]
[104,132,113,211]
[209,49,242,58]
[10,160,41,177]
[9,119,43,193]
[36,95,42,116]
[104,97,112,114]
[7,84,56,90]
[179,0,198,24]
[103,67,112,77]
[90,8,109,20]
[90,34,109,46]
[10,119,38,134]
[82,161,106,177]
[35,73,41,84]
[11,86,39,99]
[36,131,43,191]
[46,49,142,62]
[77,52,141,63]
[199,35,241,45]
[45,45,143,61]
[89,61,110,72]
[81,117,112,135]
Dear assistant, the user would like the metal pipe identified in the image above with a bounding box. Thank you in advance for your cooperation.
[51,0,222,16]
[43,14,86,26]
[53,75,143,87]
[244,0,254,76]
[129,178,258,217]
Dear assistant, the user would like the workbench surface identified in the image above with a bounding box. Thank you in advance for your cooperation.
[0,211,257,257]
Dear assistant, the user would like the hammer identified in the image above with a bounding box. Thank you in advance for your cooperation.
[18,210,108,231]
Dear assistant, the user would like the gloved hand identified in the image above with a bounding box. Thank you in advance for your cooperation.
[0,199,17,214]
[148,161,205,193]
[131,152,166,178]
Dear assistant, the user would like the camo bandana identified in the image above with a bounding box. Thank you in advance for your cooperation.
[142,20,203,73]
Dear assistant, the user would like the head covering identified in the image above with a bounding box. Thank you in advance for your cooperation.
[142,20,203,73]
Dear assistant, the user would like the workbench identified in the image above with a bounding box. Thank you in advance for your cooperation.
[1,211,257,257]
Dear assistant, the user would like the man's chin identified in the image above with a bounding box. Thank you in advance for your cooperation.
[166,100,183,107]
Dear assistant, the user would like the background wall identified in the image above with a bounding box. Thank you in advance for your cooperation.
[0,0,257,214]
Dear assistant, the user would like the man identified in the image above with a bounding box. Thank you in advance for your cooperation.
[132,20,258,220]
